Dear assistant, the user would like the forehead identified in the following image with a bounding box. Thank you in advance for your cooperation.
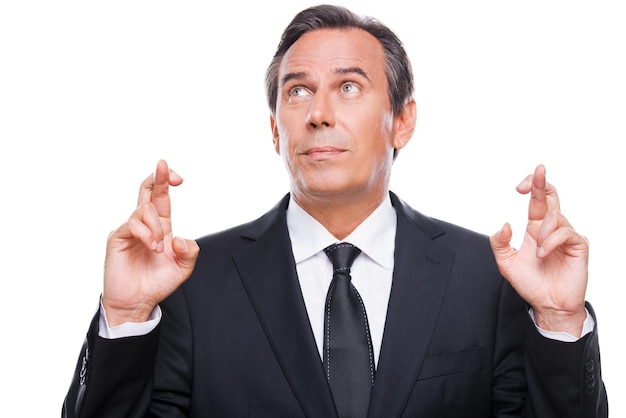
[279,28,386,80]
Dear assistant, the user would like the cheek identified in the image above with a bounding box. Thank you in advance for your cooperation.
[278,136,297,171]
[359,136,395,180]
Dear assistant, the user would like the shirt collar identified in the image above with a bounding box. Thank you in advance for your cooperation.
[286,194,396,269]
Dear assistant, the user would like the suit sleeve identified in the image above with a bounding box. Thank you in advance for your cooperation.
[62,287,194,418]
[523,302,608,417]
[490,278,608,418]
[61,309,161,418]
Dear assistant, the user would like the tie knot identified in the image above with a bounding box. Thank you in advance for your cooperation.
[324,242,362,273]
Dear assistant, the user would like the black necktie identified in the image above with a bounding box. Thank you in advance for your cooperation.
[323,242,375,418]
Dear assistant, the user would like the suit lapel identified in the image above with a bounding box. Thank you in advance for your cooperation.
[230,193,455,417]
[368,193,455,417]
[233,195,338,417]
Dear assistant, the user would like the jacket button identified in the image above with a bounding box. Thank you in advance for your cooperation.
[585,373,596,396]
[79,348,89,385]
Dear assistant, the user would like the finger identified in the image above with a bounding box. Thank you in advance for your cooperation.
[489,222,516,267]
[535,209,565,250]
[138,202,167,250]
[172,237,200,270]
[111,203,166,252]
[536,212,587,258]
[515,174,533,195]
[137,160,184,208]
[526,164,548,221]
[168,167,183,187]
[137,171,157,207]
[150,159,174,218]
[537,226,588,258]
[544,181,561,212]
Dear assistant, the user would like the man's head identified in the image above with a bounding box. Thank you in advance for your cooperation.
[266,4,414,116]
[267,5,417,215]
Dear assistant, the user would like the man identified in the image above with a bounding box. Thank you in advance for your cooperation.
[63,4,608,417]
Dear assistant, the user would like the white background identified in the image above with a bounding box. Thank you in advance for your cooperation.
[1,1,624,416]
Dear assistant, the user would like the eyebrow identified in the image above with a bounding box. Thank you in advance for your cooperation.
[336,66,370,81]
[280,67,371,87]
[280,71,307,87]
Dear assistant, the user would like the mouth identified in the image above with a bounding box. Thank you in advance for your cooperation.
[302,146,346,157]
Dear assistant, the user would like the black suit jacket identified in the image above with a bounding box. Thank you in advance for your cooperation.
[63,192,608,417]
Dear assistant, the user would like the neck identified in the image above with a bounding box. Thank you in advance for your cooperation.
[292,189,387,240]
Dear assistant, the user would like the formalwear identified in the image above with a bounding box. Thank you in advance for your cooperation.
[63,192,608,417]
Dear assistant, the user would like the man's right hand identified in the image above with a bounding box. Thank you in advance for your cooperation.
[101,159,200,327]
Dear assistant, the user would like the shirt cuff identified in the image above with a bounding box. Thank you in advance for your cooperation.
[529,307,595,342]
[98,301,161,339]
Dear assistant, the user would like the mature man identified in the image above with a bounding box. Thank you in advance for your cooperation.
[63,4,607,417]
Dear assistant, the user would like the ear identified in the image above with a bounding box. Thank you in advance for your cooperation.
[270,113,281,155]
[391,99,417,151]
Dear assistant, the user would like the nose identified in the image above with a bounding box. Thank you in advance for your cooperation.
[306,90,335,128]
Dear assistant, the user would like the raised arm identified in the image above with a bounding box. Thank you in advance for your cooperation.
[102,159,200,326]
[489,164,588,336]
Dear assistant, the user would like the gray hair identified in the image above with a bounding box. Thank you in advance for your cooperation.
[265,4,414,116]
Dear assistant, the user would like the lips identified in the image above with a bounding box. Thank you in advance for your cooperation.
[303,146,345,156]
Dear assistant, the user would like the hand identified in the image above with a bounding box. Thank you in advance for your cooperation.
[490,165,588,336]
[101,160,200,327]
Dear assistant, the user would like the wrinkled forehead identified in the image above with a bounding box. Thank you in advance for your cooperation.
[278,28,386,83]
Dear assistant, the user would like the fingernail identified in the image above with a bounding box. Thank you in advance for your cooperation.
[176,237,188,251]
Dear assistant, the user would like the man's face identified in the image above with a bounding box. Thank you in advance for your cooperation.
[271,28,413,208]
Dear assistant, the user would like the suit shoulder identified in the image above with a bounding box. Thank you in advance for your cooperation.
[392,192,493,258]
[431,217,489,241]
[392,192,489,241]
[194,193,289,254]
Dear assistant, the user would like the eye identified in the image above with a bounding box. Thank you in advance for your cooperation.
[341,82,360,94]
[289,86,310,97]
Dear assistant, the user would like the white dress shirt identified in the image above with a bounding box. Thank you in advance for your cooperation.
[286,195,396,365]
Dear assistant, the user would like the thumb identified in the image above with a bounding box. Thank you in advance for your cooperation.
[172,237,200,271]
[489,223,515,263]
